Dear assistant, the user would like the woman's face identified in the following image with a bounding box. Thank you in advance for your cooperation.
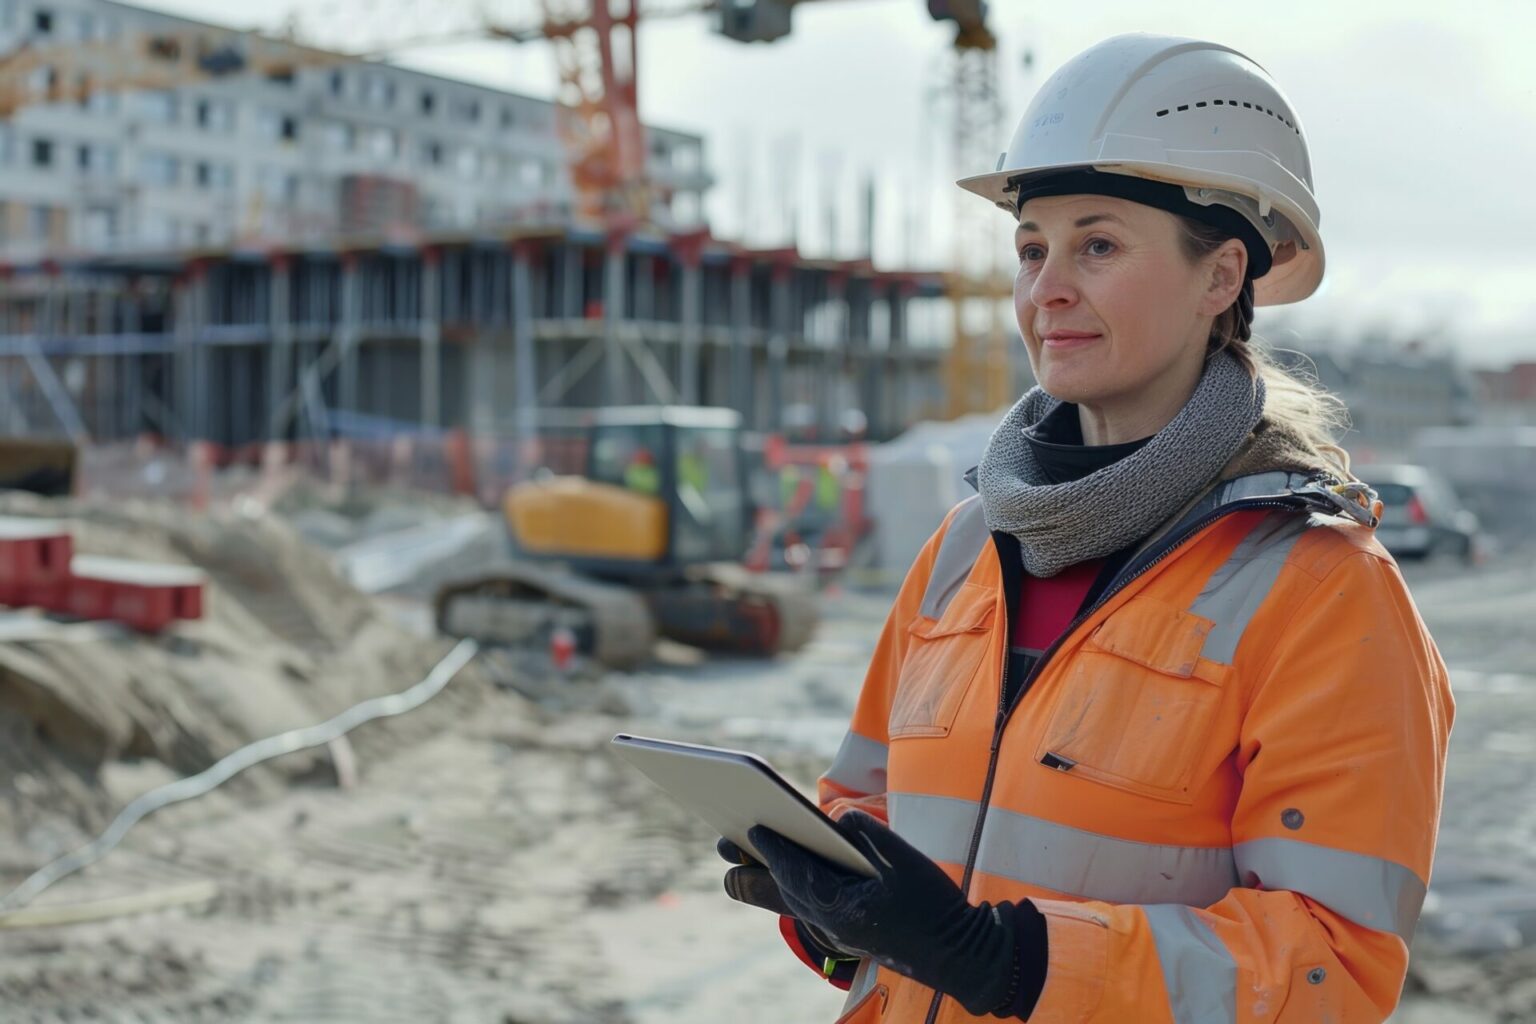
[1012,194,1233,413]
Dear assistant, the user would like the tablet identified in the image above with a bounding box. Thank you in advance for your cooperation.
[610,733,879,878]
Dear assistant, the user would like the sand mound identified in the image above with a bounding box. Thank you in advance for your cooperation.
[0,491,507,868]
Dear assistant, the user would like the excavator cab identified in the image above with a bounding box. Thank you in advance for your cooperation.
[506,407,750,578]
[435,406,817,668]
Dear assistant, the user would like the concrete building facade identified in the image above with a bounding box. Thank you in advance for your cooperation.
[0,0,711,257]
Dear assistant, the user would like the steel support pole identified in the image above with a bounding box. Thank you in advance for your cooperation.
[338,256,361,420]
[678,254,702,407]
[730,257,753,426]
[849,277,875,438]
[421,248,442,428]
[768,265,791,432]
[824,273,848,438]
[602,235,627,407]
[124,284,143,436]
[268,255,293,440]
[889,284,911,434]
[510,242,538,467]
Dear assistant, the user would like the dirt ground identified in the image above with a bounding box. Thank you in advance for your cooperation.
[0,493,1532,1022]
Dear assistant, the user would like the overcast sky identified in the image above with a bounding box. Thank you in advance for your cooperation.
[144,0,1536,367]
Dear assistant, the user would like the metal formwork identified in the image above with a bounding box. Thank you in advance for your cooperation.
[0,227,947,448]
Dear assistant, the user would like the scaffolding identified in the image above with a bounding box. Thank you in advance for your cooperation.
[0,225,947,451]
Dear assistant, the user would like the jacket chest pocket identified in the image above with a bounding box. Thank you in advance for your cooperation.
[889,583,996,739]
[1034,597,1229,804]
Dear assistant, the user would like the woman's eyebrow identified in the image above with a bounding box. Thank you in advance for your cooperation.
[1017,213,1124,233]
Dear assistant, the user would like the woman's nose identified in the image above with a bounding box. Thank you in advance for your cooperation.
[1028,252,1078,309]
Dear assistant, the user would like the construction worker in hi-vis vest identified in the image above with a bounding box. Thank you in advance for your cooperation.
[717,34,1452,1024]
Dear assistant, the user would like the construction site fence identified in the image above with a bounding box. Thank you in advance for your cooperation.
[70,427,876,581]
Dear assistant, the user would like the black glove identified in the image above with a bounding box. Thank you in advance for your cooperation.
[717,836,793,916]
[748,811,1018,1016]
[717,836,861,970]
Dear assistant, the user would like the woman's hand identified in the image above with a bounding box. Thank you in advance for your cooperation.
[716,836,793,916]
[748,811,1018,1015]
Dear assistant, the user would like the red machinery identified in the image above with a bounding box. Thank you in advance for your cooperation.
[745,434,870,578]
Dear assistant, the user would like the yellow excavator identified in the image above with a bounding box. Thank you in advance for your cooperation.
[433,407,818,669]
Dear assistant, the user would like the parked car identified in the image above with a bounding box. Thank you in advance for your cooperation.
[1353,463,1480,563]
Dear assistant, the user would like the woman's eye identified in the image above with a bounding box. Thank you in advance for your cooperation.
[1018,244,1044,262]
[1086,238,1116,256]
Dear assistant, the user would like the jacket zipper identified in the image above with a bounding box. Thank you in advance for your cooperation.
[919,496,1305,1024]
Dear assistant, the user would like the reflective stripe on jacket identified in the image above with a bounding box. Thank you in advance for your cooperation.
[818,472,1454,1024]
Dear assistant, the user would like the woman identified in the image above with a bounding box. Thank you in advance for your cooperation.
[717,33,1454,1024]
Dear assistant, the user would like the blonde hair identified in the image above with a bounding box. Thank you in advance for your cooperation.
[1176,216,1353,477]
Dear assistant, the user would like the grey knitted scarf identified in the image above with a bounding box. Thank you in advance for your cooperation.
[977,349,1265,577]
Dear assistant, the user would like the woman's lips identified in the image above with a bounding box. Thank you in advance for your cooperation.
[1041,333,1101,349]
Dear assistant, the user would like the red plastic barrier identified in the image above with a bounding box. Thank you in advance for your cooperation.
[29,555,205,633]
[0,518,73,606]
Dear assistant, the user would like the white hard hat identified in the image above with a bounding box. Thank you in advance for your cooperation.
[958,34,1323,306]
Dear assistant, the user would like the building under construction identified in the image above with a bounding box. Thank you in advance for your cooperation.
[0,0,997,452]
[0,228,947,449]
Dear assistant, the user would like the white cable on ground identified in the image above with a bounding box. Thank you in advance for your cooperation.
[0,638,479,915]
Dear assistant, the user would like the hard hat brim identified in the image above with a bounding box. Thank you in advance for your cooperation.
[956,161,1324,307]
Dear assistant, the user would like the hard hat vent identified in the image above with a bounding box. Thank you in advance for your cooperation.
[1154,100,1299,135]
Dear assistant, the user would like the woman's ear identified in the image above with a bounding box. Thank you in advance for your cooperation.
[1198,239,1248,316]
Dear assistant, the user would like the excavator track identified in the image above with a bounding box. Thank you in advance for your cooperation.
[645,564,819,657]
[435,563,818,667]
[433,563,656,670]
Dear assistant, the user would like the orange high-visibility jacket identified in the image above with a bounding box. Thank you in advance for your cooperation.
[817,471,1454,1024]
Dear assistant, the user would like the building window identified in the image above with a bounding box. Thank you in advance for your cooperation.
[329,70,346,96]
[258,110,300,142]
[34,8,53,34]
[201,98,234,131]
[138,90,178,123]
[324,121,355,152]
[368,126,398,159]
[500,106,514,128]
[257,166,299,202]
[454,97,480,123]
[365,75,394,108]
[456,146,479,178]
[138,151,179,187]
[76,143,89,171]
[31,138,53,168]
[423,140,443,166]
[420,90,435,115]
[83,207,117,247]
